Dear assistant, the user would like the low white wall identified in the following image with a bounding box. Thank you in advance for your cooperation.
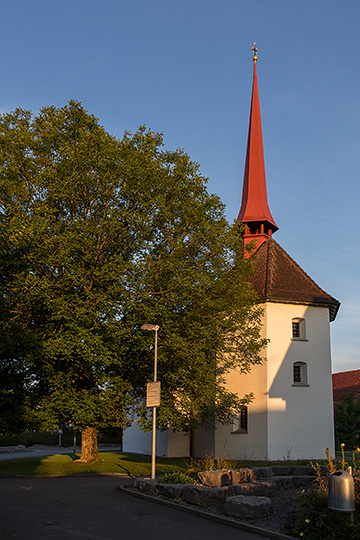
[122,419,168,457]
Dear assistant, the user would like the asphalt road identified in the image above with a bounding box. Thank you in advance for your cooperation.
[0,476,272,540]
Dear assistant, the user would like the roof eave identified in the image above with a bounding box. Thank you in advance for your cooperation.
[253,297,340,322]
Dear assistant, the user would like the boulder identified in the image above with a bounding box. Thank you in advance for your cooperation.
[229,481,276,497]
[156,483,184,499]
[270,476,294,489]
[198,468,256,487]
[181,485,226,506]
[231,468,256,484]
[198,469,232,487]
[132,478,158,494]
[292,475,316,488]
[272,466,294,476]
[253,467,274,479]
[224,495,273,519]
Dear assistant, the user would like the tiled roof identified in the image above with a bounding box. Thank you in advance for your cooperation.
[249,238,340,321]
[332,370,360,403]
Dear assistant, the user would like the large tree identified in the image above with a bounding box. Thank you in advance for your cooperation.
[0,101,266,461]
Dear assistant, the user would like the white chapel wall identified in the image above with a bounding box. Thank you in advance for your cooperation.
[212,305,269,460]
[266,302,335,460]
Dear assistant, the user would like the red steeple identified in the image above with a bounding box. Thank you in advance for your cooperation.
[238,45,278,253]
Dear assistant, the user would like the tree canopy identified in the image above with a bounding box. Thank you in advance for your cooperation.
[0,101,266,461]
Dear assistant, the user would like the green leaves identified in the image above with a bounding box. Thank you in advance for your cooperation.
[335,391,360,448]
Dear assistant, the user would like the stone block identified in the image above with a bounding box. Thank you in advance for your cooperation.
[181,485,226,506]
[198,468,256,487]
[156,483,184,499]
[231,468,256,484]
[292,475,316,488]
[252,467,274,479]
[270,476,294,489]
[224,495,273,519]
[229,481,276,497]
[292,466,315,476]
[272,466,294,476]
[132,478,158,494]
[198,469,232,487]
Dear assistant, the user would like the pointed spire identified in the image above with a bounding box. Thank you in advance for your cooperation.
[238,45,278,253]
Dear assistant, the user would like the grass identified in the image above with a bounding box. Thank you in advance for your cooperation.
[0,447,315,477]
[0,451,187,477]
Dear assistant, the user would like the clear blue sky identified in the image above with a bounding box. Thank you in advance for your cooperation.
[1,0,359,373]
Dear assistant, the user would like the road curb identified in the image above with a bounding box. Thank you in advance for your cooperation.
[119,485,297,540]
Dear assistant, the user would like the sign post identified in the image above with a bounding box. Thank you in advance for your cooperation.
[141,324,160,479]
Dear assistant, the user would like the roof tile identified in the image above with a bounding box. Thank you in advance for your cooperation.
[249,238,340,321]
[332,370,360,403]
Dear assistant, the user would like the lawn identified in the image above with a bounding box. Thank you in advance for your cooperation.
[0,448,316,477]
[0,451,188,477]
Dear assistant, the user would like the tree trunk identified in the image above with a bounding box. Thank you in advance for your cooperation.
[78,426,99,462]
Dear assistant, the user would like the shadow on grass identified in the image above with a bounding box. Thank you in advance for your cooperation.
[67,453,81,462]
[0,451,184,476]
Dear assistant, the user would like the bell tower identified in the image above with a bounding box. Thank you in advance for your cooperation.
[237,45,278,253]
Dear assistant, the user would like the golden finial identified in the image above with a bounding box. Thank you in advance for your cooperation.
[251,42,258,63]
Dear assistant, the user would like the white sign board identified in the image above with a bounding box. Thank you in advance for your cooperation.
[146,381,161,407]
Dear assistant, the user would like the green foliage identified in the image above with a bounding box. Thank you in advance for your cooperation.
[335,391,360,448]
[0,434,20,446]
[158,471,198,484]
[0,101,267,446]
[291,489,360,540]
[292,446,360,539]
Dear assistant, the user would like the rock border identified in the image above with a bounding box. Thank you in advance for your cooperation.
[119,484,297,540]
[126,466,318,538]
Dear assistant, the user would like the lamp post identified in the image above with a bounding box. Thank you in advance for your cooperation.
[141,323,160,479]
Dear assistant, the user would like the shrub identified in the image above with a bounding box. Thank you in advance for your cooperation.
[158,471,198,485]
[0,434,20,446]
[291,489,359,540]
[291,445,360,539]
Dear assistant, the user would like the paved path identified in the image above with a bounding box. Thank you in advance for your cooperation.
[0,477,271,540]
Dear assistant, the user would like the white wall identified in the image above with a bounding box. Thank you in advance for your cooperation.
[122,419,169,457]
[214,360,268,460]
[167,430,190,457]
[266,302,335,460]
[122,418,190,457]
[209,301,335,461]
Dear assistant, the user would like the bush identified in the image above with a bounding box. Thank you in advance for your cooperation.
[291,489,359,540]
[291,445,360,539]
[0,434,20,446]
[158,471,198,485]
[0,427,122,449]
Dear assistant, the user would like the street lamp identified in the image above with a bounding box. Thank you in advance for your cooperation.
[141,323,160,479]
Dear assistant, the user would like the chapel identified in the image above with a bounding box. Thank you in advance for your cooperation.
[192,46,340,460]
[123,48,340,460]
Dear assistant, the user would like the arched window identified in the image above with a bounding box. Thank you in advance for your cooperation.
[292,362,309,386]
[292,318,307,341]
[232,406,248,433]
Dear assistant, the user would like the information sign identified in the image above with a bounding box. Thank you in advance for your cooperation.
[146,381,161,407]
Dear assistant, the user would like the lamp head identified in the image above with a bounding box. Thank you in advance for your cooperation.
[141,323,160,331]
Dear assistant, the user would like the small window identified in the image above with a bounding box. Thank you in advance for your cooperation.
[292,362,309,386]
[232,406,248,433]
[291,318,307,341]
